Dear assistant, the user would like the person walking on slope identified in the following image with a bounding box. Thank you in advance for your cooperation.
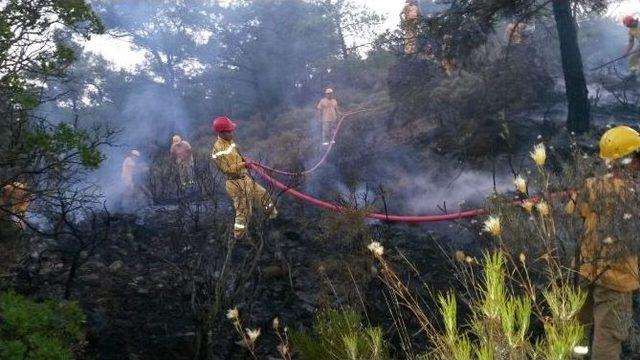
[622,15,640,79]
[170,135,195,187]
[566,125,640,360]
[210,116,277,239]
[316,88,339,146]
[400,0,420,55]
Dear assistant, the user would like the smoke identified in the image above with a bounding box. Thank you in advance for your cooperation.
[40,0,630,217]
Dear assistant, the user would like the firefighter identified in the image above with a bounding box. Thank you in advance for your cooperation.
[623,15,640,78]
[505,21,528,45]
[170,135,195,187]
[316,88,339,146]
[1,181,30,229]
[210,116,277,239]
[441,34,456,76]
[121,149,141,192]
[400,0,420,55]
[566,126,640,359]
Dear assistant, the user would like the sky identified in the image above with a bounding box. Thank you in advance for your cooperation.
[82,0,638,72]
[82,0,405,71]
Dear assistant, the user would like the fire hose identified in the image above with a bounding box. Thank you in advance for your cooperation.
[248,160,488,223]
[247,106,569,223]
[249,161,571,223]
[250,108,377,176]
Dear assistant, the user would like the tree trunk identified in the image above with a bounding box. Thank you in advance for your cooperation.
[551,0,590,133]
[64,253,80,300]
[336,17,348,59]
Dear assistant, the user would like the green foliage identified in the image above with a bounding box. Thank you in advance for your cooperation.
[290,308,389,360]
[433,252,585,360]
[0,291,86,360]
[25,124,104,169]
[52,0,105,34]
[0,0,107,178]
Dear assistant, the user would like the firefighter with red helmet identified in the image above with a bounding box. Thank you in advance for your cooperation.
[211,116,277,239]
[622,15,640,78]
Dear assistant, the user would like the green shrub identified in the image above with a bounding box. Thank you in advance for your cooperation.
[434,252,585,360]
[290,308,389,360]
[0,291,85,360]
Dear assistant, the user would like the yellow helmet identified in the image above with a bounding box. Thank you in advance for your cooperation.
[599,126,640,160]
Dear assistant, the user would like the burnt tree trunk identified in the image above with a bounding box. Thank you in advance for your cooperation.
[552,0,590,133]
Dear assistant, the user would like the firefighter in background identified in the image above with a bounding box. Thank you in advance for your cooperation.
[400,0,420,55]
[120,149,150,208]
[441,34,456,76]
[316,88,339,146]
[505,21,528,45]
[170,135,195,187]
[121,149,141,193]
[211,116,277,239]
[566,126,640,359]
[1,181,30,229]
[623,15,640,78]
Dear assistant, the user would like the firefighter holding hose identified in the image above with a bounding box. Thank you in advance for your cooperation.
[211,116,277,239]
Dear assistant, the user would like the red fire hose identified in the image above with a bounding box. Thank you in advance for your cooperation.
[248,161,489,223]
[247,106,568,223]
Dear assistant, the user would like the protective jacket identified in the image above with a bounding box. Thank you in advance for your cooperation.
[317,98,338,123]
[211,138,247,179]
[170,140,193,164]
[566,175,640,292]
[121,156,137,189]
[1,182,30,217]
[628,27,640,74]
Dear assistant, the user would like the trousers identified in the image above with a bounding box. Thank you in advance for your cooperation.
[225,177,276,239]
[578,284,633,360]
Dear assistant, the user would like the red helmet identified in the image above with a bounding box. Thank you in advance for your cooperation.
[623,15,636,27]
[212,116,236,132]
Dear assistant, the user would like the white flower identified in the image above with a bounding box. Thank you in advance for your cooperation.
[246,328,261,343]
[624,213,633,220]
[530,143,547,167]
[272,317,280,330]
[226,307,239,321]
[514,175,527,194]
[519,253,526,264]
[536,201,550,217]
[367,241,384,257]
[603,237,614,245]
[622,157,633,166]
[454,250,466,263]
[483,216,502,237]
[573,346,589,355]
[537,134,542,140]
